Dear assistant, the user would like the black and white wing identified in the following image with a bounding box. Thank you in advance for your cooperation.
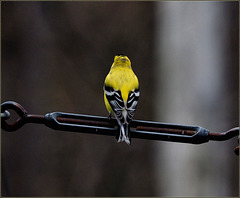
[104,85,139,144]
[104,85,125,123]
[126,88,140,123]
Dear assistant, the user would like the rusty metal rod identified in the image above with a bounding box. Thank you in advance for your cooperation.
[209,127,239,141]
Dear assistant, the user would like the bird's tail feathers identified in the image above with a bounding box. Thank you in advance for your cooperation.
[116,124,131,145]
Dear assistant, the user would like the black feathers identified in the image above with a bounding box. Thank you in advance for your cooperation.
[104,85,139,124]
[126,88,139,123]
[104,84,139,145]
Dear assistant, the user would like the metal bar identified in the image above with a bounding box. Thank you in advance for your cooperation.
[1,101,239,147]
[41,112,210,144]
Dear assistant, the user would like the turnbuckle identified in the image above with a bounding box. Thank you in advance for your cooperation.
[1,101,239,155]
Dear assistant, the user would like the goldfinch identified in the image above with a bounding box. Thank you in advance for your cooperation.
[103,55,140,144]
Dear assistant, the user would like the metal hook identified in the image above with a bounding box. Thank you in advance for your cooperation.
[1,101,28,131]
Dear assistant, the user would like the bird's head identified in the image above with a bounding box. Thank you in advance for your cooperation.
[112,55,131,68]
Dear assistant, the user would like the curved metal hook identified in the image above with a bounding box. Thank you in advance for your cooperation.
[1,101,28,131]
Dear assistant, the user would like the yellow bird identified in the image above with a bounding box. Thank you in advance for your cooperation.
[103,55,140,144]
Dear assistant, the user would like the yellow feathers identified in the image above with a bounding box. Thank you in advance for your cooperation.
[103,55,140,144]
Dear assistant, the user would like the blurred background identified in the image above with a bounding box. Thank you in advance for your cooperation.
[1,1,238,196]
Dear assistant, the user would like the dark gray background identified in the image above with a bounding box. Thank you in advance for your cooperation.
[2,1,238,196]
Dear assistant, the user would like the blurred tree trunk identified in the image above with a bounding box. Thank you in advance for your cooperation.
[154,2,238,196]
